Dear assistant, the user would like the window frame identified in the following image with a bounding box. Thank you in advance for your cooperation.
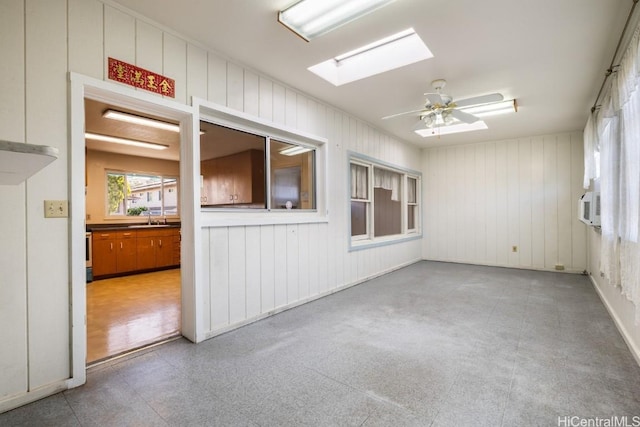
[350,160,372,241]
[406,175,419,233]
[348,152,422,251]
[105,170,180,218]
[197,100,328,227]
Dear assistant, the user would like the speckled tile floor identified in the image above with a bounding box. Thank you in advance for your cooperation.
[2,261,640,426]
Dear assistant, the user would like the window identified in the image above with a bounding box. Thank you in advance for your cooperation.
[200,121,316,210]
[373,167,402,237]
[350,162,370,238]
[350,155,421,248]
[271,139,315,210]
[107,172,178,217]
[407,177,418,231]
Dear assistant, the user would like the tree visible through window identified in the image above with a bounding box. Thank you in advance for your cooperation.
[106,171,178,217]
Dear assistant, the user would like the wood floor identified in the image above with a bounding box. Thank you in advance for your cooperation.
[86,268,181,365]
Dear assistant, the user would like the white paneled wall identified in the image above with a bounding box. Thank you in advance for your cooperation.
[192,22,422,338]
[0,0,28,402]
[422,133,587,272]
[0,0,421,408]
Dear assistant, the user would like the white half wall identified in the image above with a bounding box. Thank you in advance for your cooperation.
[422,132,587,272]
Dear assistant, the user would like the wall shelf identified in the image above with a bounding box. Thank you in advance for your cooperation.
[0,140,59,185]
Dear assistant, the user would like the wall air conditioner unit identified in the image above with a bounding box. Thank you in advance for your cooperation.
[579,192,601,226]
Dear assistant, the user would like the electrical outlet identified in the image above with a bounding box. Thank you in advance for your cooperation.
[44,200,68,218]
[511,246,518,252]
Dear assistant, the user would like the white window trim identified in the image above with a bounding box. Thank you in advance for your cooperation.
[193,98,328,227]
[348,152,422,251]
[406,175,420,233]
[350,159,371,240]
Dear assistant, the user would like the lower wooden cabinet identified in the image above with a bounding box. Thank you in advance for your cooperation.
[116,231,137,273]
[172,230,181,266]
[92,232,116,277]
[91,227,180,278]
[136,228,175,270]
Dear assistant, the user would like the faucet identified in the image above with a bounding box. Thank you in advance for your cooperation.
[147,210,152,225]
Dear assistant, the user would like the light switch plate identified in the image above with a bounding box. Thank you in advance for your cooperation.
[44,200,68,218]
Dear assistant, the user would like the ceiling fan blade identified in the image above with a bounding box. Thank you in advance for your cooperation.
[455,93,504,108]
[450,109,480,124]
[382,108,428,120]
[425,93,443,106]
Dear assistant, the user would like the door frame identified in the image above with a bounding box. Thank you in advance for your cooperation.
[68,72,202,387]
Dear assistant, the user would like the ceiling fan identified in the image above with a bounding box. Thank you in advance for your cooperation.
[382,79,504,128]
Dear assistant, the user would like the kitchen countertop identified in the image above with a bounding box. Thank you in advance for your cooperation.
[87,223,181,232]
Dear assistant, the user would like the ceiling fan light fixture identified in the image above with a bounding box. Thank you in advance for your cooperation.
[278,0,395,41]
[103,109,180,133]
[422,114,435,128]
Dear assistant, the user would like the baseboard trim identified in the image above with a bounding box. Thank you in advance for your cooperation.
[588,274,640,367]
[203,258,422,341]
[422,257,585,274]
[0,381,69,414]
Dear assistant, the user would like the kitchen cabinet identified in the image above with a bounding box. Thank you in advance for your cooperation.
[172,229,181,266]
[91,227,180,278]
[92,232,116,277]
[116,231,137,273]
[91,231,137,276]
[201,149,264,206]
[136,228,176,270]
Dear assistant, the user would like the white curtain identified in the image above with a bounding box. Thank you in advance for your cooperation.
[350,163,368,199]
[586,25,640,322]
[583,113,598,189]
[598,94,621,290]
[374,168,401,201]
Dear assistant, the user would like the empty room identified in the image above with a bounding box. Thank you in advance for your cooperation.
[1,0,639,425]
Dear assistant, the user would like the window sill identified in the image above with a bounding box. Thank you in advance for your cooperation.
[349,232,422,251]
[200,209,328,227]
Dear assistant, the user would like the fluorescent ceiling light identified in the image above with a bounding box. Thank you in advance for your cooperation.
[309,28,433,86]
[415,121,488,138]
[280,146,312,156]
[85,133,169,150]
[103,109,180,133]
[278,0,395,41]
[459,99,517,118]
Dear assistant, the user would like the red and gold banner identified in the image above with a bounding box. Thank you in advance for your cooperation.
[107,57,175,98]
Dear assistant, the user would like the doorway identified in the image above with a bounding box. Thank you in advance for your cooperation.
[70,74,200,385]
[84,96,183,364]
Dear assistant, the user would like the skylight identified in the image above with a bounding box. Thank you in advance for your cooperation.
[308,28,433,86]
[415,121,488,138]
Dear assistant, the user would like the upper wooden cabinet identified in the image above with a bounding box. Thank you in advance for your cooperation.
[201,150,265,206]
